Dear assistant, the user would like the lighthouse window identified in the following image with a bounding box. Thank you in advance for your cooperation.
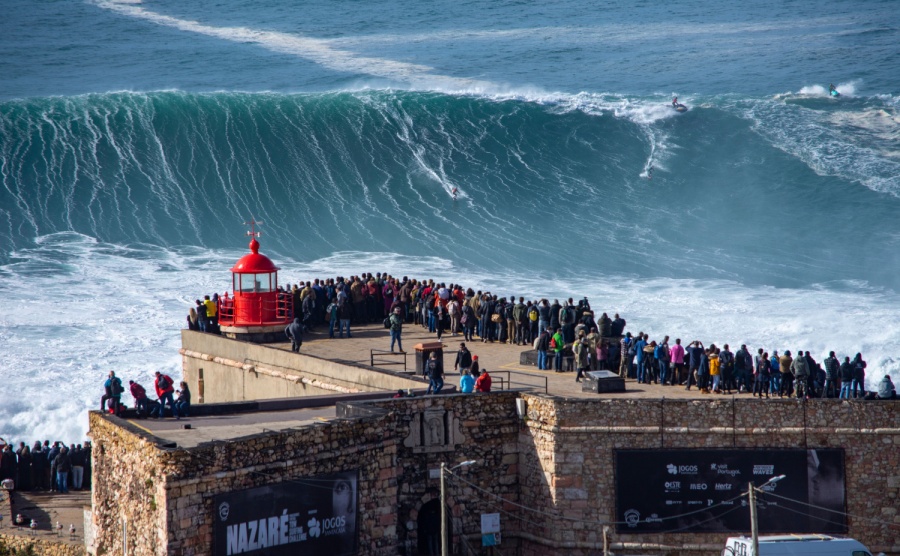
[238,273,273,293]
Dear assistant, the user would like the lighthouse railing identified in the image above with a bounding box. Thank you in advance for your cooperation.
[217,292,293,326]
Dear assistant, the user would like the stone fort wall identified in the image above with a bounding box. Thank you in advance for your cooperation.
[88,391,521,556]
[518,395,900,555]
[88,394,900,555]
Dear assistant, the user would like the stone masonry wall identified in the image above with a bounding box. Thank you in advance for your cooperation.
[90,391,522,556]
[0,534,86,556]
[89,392,899,556]
[361,391,522,554]
[89,413,174,556]
[519,395,900,555]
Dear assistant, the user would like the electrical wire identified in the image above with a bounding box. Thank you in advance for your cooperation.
[759,490,900,529]
[447,469,747,526]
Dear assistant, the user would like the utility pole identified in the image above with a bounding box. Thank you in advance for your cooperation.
[441,462,448,556]
[748,474,785,556]
[749,481,759,556]
[440,460,476,556]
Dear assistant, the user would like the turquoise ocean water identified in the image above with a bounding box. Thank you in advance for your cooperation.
[1,0,898,440]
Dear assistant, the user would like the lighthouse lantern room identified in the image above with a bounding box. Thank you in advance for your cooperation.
[217,221,293,343]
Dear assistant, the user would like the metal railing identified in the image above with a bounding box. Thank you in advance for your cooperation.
[370,349,408,371]
[490,370,547,394]
[217,291,294,325]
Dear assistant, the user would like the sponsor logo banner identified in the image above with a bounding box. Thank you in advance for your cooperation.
[213,470,358,556]
[615,449,845,534]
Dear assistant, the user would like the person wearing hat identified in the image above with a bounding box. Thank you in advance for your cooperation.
[470,355,480,379]
[389,306,404,352]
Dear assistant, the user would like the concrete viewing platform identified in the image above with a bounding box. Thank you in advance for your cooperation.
[275,321,731,401]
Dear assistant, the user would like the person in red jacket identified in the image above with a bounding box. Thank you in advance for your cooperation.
[154,371,179,419]
[475,369,492,393]
[129,380,151,417]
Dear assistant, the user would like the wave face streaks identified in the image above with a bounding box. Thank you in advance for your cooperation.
[2,90,899,289]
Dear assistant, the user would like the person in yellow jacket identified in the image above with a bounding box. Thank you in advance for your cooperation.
[203,295,218,331]
[709,347,721,393]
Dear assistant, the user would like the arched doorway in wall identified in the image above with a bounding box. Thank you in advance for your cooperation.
[417,498,450,556]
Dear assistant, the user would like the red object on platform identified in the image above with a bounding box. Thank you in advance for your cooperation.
[218,227,293,327]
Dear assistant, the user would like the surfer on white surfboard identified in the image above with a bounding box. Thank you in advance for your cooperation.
[451,187,458,199]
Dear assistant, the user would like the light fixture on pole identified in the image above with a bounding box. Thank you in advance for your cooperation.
[748,474,786,556]
[441,460,476,556]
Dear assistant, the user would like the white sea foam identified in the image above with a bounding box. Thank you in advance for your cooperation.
[795,81,858,98]
[2,238,898,442]
[743,96,900,195]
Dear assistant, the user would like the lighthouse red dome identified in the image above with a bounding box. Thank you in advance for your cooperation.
[218,231,293,333]
[230,238,280,273]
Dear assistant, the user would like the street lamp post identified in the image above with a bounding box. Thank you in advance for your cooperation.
[749,474,786,556]
[441,460,476,556]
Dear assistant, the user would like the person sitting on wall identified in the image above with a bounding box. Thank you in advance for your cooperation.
[100,371,123,415]
[877,375,897,400]
[460,369,475,393]
[475,368,492,393]
[175,381,191,417]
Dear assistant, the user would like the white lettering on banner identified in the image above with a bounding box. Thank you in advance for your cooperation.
[689,483,707,491]
[715,483,733,491]
[664,481,681,491]
[666,463,698,475]
[753,465,774,475]
[226,509,304,555]
[711,464,741,477]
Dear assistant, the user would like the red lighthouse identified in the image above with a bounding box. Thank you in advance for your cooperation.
[217,221,293,342]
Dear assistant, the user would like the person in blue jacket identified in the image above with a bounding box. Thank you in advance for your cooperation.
[100,371,123,413]
[460,369,475,393]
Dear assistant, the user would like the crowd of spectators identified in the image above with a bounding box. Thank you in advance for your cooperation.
[0,439,91,494]
[615,334,896,401]
[186,272,896,401]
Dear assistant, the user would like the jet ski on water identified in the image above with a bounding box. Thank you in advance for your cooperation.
[671,96,688,112]
[829,83,840,97]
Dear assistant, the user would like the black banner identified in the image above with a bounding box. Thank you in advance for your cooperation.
[213,470,358,556]
[615,449,845,534]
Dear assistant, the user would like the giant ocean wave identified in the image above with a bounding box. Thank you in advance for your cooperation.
[2,89,899,288]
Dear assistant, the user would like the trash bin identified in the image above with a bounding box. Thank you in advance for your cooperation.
[414,342,444,376]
